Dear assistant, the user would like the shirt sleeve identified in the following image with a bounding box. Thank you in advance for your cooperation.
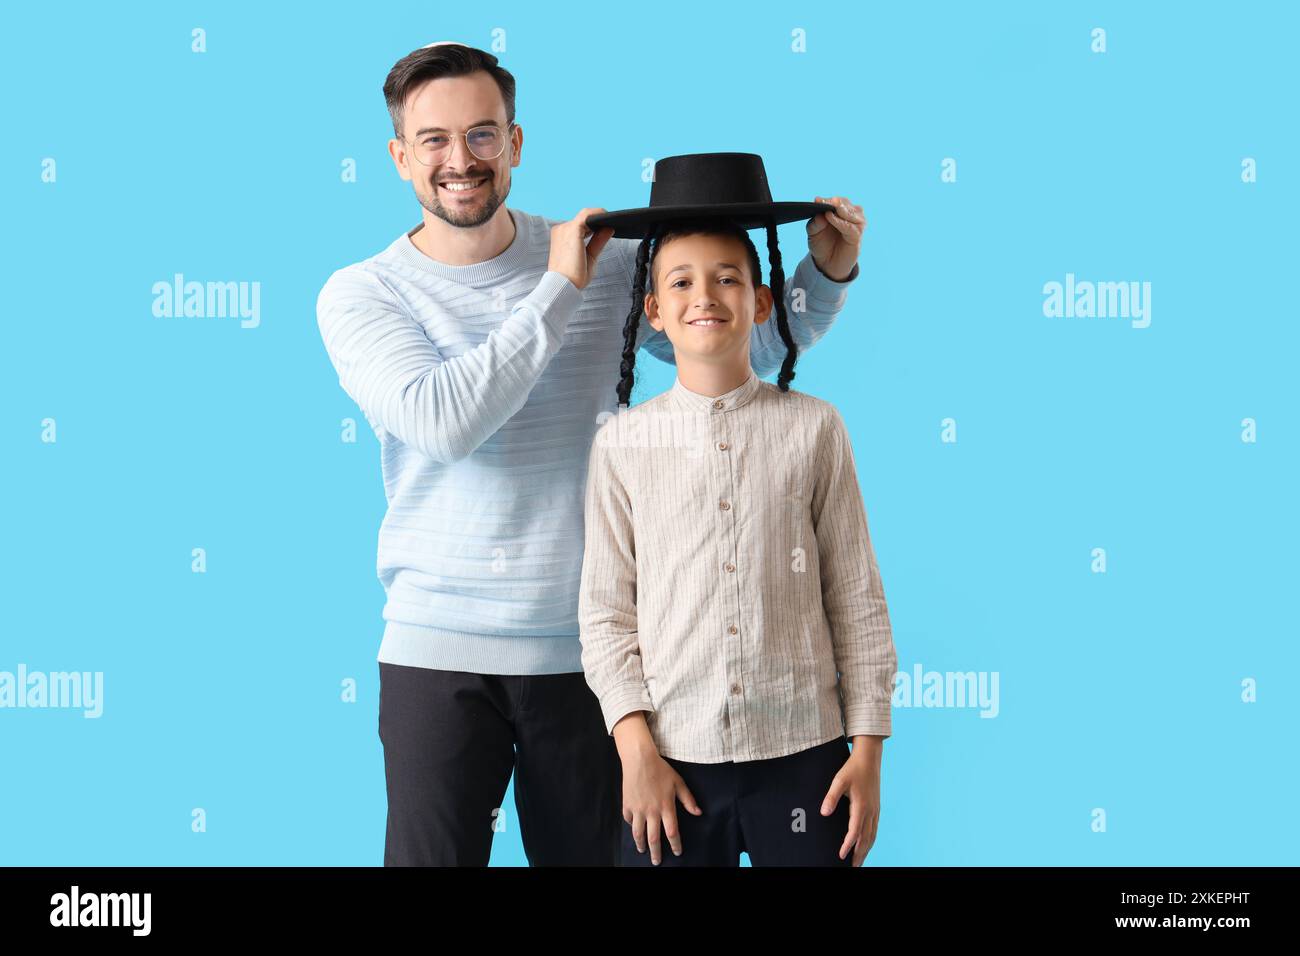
[632,242,859,379]
[810,406,897,739]
[315,265,582,463]
[577,422,656,735]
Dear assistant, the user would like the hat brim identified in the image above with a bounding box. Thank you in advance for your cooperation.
[586,202,835,240]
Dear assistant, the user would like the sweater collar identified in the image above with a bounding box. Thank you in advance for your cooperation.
[669,368,761,414]
[393,207,531,284]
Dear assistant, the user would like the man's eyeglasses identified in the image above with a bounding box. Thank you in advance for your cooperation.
[402,122,516,166]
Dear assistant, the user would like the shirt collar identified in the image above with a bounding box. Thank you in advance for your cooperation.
[669,368,761,414]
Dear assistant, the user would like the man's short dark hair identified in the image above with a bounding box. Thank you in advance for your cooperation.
[383,43,517,139]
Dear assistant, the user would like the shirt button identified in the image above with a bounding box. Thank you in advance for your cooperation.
[727,624,738,635]
[719,500,730,511]
[724,562,735,573]
[717,441,728,451]
[712,399,724,410]
[730,683,742,695]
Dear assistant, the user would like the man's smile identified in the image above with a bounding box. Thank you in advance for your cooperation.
[439,176,489,197]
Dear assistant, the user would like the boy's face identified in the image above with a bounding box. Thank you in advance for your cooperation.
[644,232,773,365]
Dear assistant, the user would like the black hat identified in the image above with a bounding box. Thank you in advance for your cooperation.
[586,152,833,240]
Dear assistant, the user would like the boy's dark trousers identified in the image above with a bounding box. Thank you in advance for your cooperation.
[378,661,623,866]
[620,736,856,867]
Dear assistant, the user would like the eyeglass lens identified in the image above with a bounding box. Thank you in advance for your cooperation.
[414,127,507,163]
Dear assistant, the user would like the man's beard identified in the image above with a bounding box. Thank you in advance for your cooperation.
[417,174,509,228]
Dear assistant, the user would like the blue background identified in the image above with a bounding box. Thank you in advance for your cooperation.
[2,0,1296,865]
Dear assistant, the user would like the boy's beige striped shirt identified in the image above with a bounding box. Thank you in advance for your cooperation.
[578,368,896,763]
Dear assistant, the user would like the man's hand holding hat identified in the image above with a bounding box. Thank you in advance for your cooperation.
[807,195,865,283]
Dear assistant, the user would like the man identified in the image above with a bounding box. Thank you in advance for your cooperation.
[315,41,867,866]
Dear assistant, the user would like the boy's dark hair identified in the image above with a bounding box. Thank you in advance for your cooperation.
[383,43,517,139]
[617,217,798,407]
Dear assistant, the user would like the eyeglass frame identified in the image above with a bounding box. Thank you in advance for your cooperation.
[400,121,518,166]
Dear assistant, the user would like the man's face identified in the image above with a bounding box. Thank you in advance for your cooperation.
[645,232,773,362]
[391,71,521,228]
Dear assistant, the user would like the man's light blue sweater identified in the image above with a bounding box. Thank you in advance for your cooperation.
[315,206,857,675]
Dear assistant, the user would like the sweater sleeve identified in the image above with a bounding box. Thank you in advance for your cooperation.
[316,266,582,463]
[577,421,655,735]
[747,254,859,379]
[810,405,897,739]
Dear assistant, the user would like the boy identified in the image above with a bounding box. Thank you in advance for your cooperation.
[578,198,897,866]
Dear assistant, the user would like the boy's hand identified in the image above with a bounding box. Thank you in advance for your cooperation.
[820,736,882,866]
[806,195,865,282]
[615,716,702,865]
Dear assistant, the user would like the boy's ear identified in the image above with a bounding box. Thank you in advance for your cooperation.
[644,291,663,331]
[753,284,774,325]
